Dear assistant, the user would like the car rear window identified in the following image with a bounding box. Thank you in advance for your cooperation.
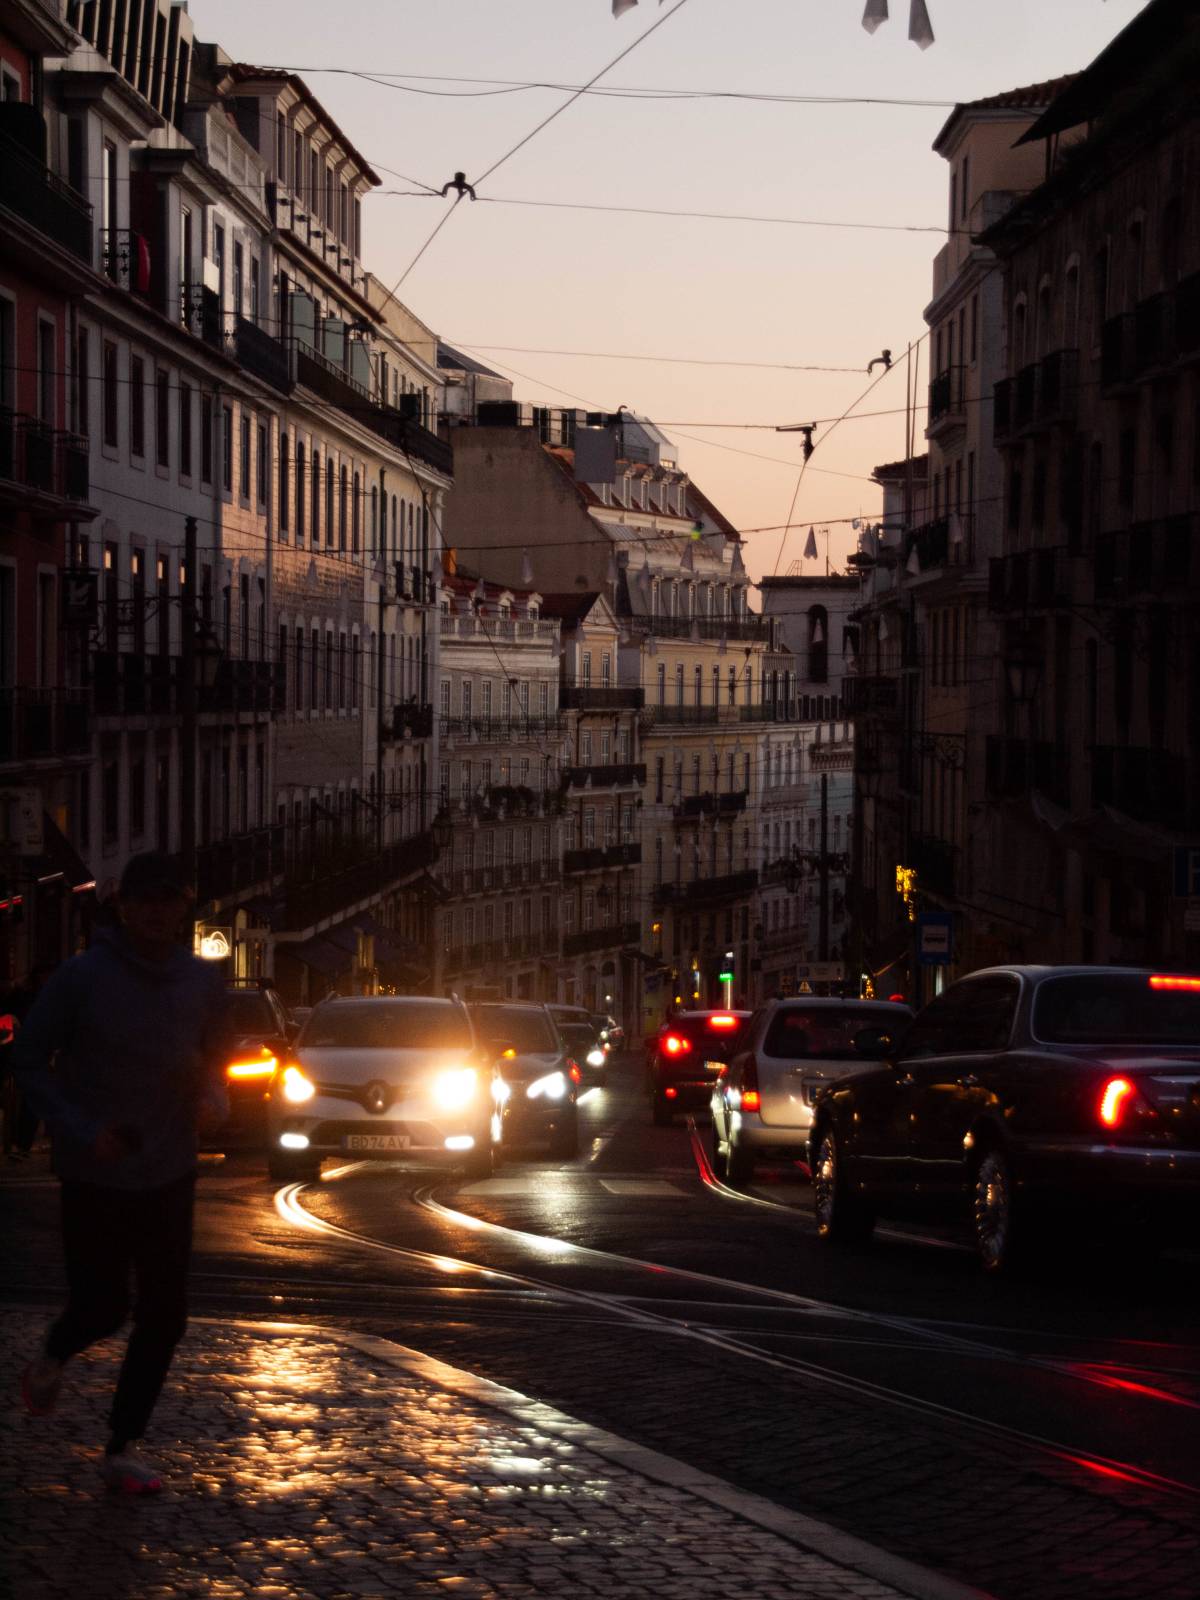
[474,1007,558,1053]
[661,1015,746,1053]
[301,1002,472,1051]
[763,1006,907,1060]
[1034,975,1200,1044]
[559,1024,599,1053]
[226,992,277,1035]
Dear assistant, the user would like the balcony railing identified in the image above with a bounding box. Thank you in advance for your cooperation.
[1094,518,1197,600]
[673,790,747,820]
[0,687,90,765]
[1091,746,1194,832]
[653,869,758,907]
[280,828,435,931]
[994,349,1080,439]
[904,518,949,574]
[445,859,562,896]
[635,615,770,643]
[386,702,434,740]
[560,684,644,710]
[563,842,641,873]
[444,930,562,972]
[562,763,645,790]
[439,714,564,741]
[985,736,1070,808]
[0,409,90,508]
[987,546,1069,612]
[641,703,723,726]
[200,660,280,716]
[0,128,92,261]
[927,365,966,430]
[562,920,640,958]
[844,673,899,716]
[293,344,453,474]
[194,824,284,905]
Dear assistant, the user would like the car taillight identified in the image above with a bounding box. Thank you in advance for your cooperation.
[1099,1077,1134,1127]
[739,1055,761,1113]
[663,1033,690,1056]
[708,1014,738,1030]
[665,1085,678,1099]
[567,1060,582,1083]
[1149,974,1200,992]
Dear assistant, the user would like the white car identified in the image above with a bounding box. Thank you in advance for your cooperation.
[267,996,506,1182]
[710,997,912,1185]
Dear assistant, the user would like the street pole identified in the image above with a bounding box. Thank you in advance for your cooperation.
[818,770,830,964]
[180,514,198,885]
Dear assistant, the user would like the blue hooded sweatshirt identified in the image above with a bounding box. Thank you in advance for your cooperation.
[11,926,231,1190]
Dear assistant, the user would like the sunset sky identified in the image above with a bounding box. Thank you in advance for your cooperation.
[198,0,1144,580]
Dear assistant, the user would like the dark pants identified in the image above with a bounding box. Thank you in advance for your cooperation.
[46,1173,195,1443]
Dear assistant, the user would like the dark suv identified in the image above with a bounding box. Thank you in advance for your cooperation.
[471,1001,580,1158]
[217,982,296,1146]
[646,1010,751,1125]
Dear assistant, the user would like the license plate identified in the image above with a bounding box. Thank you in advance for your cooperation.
[343,1134,410,1151]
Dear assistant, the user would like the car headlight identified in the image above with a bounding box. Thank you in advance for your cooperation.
[280,1065,315,1104]
[527,1071,567,1101]
[432,1066,477,1111]
[586,1048,605,1068]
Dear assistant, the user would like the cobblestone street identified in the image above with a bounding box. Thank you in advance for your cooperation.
[3,1309,970,1600]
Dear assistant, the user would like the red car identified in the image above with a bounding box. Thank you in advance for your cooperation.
[646,1010,751,1125]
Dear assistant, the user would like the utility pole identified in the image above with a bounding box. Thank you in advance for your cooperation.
[376,582,387,857]
[818,769,830,963]
[180,514,198,884]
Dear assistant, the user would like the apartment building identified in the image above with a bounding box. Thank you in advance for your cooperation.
[0,0,94,979]
[979,0,1200,968]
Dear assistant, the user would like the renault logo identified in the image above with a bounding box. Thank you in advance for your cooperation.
[365,1081,390,1115]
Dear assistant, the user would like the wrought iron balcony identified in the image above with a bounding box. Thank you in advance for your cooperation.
[562,920,640,958]
[386,702,434,740]
[904,518,949,574]
[843,673,899,716]
[563,842,641,873]
[672,790,747,821]
[0,409,90,513]
[279,827,436,931]
[927,365,966,432]
[636,615,770,643]
[0,127,91,261]
[562,763,645,790]
[641,703,722,727]
[653,869,758,908]
[560,684,645,710]
[194,824,285,906]
[0,687,90,765]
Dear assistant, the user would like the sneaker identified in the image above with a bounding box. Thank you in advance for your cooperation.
[100,1445,164,1496]
[21,1355,63,1417]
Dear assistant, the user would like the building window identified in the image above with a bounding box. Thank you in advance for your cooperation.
[279,433,290,534]
[312,451,321,541]
[240,412,251,497]
[155,369,170,466]
[295,442,306,541]
[37,319,55,424]
[199,392,211,481]
[130,356,146,456]
[102,341,118,447]
[257,421,268,505]
[220,407,233,490]
[178,382,192,477]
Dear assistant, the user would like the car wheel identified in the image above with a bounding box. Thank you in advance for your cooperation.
[267,1151,320,1184]
[652,1095,673,1126]
[550,1115,579,1160]
[813,1127,874,1245]
[461,1141,495,1180]
[725,1137,755,1187]
[972,1147,1024,1274]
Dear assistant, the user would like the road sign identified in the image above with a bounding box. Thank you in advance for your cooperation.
[917,911,953,965]
[0,788,44,856]
[795,962,845,983]
[1173,846,1200,898]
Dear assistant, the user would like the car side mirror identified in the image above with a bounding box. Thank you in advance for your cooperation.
[285,1021,301,1043]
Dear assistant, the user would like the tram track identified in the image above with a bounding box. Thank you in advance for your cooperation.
[273,1171,1200,1509]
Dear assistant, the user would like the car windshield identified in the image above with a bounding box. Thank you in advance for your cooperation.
[474,1007,559,1053]
[226,992,277,1035]
[301,1002,472,1051]
[1034,975,1200,1044]
[559,1024,599,1053]
[762,1006,905,1060]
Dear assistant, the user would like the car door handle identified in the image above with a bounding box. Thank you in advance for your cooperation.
[958,1073,980,1087]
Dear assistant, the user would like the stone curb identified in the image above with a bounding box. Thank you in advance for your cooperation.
[212,1316,997,1600]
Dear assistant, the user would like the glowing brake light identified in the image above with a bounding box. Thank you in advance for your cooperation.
[737,1053,761,1113]
[663,1033,690,1055]
[568,1061,582,1084]
[708,1014,738,1030]
[227,1048,278,1080]
[1149,975,1200,992]
[1099,1077,1135,1128]
[741,1089,762,1112]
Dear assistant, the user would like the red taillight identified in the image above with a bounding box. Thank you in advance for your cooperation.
[739,1054,761,1114]
[568,1061,582,1083]
[1099,1077,1135,1128]
[665,1085,678,1099]
[709,1014,738,1030]
[663,1033,690,1055]
[1149,974,1200,992]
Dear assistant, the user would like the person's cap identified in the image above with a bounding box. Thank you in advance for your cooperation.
[118,851,194,902]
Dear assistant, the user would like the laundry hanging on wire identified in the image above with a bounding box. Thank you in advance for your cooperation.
[862,0,935,49]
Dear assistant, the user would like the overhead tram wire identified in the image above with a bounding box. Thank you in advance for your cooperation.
[445,345,866,375]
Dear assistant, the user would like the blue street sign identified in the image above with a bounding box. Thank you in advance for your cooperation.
[917,911,953,966]
[1173,846,1200,898]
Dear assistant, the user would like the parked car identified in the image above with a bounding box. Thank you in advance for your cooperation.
[808,966,1200,1272]
[647,1010,751,1125]
[470,1001,581,1158]
[557,1021,609,1083]
[216,981,297,1147]
[266,996,505,1182]
[712,998,911,1183]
